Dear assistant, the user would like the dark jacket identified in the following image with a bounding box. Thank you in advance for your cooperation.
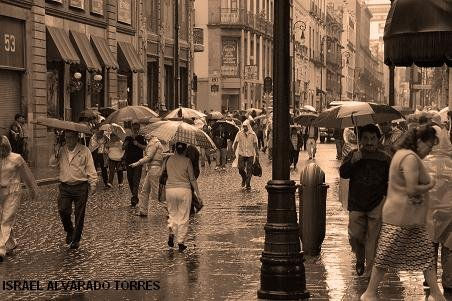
[185,145,200,179]
[339,149,391,212]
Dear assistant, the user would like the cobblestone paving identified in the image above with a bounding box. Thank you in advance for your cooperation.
[0,144,449,301]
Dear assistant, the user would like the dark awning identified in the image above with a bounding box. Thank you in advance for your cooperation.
[69,31,102,72]
[90,36,119,70]
[384,0,452,67]
[46,26,80,64]
[117,41,144,73]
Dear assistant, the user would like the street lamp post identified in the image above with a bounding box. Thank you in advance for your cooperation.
[258,1,309,300]
[292,20,306,110]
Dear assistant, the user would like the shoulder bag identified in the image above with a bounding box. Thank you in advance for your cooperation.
[158,156,169,202]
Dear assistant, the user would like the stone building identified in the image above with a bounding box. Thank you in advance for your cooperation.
[193,0,274,113]
[0,0,195,169]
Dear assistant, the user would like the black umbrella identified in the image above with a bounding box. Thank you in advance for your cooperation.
[211,120,239,138]
[384,0,452,67]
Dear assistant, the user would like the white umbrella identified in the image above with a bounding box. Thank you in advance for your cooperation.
[164,107,206,119]
[439,107,449,123]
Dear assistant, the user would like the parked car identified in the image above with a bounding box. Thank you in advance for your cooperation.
[319,127,334,143]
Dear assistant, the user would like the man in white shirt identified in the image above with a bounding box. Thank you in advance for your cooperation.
[233,120,259,191]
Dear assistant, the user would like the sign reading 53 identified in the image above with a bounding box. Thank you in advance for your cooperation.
[4,34,16,52]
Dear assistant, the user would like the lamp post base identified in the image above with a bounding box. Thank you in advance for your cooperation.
[257,180,309,300]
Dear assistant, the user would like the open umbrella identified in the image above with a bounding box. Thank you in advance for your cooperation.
[207,111,224,120]
[313,102,403,128]
[211,120,240,138]
[439,107,449,123]
[300,105,317,113]
[293,112,319,126]
[105,106,159,124]
[99,107,117,118]
[32,117,92,134]
[140,120,216,150]
[164,107,206,120]
[384,0,452,67]
[99,123,126,140]
[246,108,262,116]
[79,109,101,119]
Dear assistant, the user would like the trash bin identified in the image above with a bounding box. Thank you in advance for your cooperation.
[298,162,328,256]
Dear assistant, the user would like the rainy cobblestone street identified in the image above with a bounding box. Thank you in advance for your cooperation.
[0,144,449,301]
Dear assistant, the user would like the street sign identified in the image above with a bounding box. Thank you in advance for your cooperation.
[264,76,272,93]
[412,84,432,90]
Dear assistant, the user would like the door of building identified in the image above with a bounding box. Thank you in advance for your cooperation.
[0,70,21,136]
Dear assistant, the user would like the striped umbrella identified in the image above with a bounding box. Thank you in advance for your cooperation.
[314,102,403,128]
[105,106,159,123]
[140,120,216,150]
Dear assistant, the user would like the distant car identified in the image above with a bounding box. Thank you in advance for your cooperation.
[319,127,334,143]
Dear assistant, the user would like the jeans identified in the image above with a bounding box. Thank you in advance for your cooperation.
[348,201,383,275]
[58,182,89,243]
[92,150,108,185]
[127,165,143,206]
[216,148,227,168]
[108,159,124,185]
[290,147,300,168]
[238,155,254,188]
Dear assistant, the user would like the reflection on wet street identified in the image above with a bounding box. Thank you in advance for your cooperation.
[0,144,448,300]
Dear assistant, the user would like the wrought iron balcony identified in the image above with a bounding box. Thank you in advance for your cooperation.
[209,8,247,27]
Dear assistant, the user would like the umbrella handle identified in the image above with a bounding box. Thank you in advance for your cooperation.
[351,112,360,151]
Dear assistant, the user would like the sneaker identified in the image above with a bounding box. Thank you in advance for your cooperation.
[168,234,175,248]
[106,183,113,188]
[178,243,187,252]
[245,186,251,192]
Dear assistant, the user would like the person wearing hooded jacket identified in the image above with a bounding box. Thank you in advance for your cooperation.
[233,120,259,191]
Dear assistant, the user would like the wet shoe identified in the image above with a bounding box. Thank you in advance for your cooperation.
[0,256,3,262]
[66,232,73,245]
[69,241,80,249]
[178,244,187,252]
[355,262,365,276]
[106,183,113,188]
[168,234,175,248]
[245,186,251,192]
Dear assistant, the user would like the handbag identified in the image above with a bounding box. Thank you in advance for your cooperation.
[190,187,203,214]
[252,157,262,177]
[158,157,169,202]
[117,159,127,171]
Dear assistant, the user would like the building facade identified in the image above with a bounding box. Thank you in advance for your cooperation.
[193,0,274,113]
[0,0,195,169]
[325,2,343,105]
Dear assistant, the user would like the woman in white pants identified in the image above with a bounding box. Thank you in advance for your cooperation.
[0,136,38,262]
[165,142,201,252]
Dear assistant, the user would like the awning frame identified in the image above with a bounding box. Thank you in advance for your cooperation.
[46,26,80,64]
[117,41,145,73]
[90,35,119,70]
[69,31,102,72]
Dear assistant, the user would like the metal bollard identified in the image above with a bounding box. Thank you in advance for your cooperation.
[298,162,329,256]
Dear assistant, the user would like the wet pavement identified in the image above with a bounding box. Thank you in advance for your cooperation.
[0,143,450,300]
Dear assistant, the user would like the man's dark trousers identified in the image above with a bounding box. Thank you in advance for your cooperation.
[58,182,89,243]
[92,150,108,185]
[238,156,254,188]
[127,165,143,206]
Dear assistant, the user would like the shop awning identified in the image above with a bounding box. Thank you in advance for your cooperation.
[46,26,80,64]
[117,41,144,73]
[90,35,119,70]
[69,31,102,72]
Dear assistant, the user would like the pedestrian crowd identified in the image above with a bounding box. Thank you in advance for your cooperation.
[334,108,452,301]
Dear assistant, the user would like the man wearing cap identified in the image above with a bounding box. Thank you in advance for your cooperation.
[233,120,259,191]
[123,122,147,207]
[49,130,97,249]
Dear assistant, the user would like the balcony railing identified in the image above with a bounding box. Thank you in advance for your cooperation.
[209,8,246,26]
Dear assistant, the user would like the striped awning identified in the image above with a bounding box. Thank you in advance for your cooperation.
[46,26,80,64]
[117,41,144,73]
[69,31,102,72]
[90,35,119,70]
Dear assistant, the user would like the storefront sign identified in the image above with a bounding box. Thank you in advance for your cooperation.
[0,16,25,70]
[221,39,238,77]
[118,0,132,25]
[90,0,104,15]
[69,0,84,10]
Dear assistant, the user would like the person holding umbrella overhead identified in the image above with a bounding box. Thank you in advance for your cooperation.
[49,130,98,249]
[123,121,147,208]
